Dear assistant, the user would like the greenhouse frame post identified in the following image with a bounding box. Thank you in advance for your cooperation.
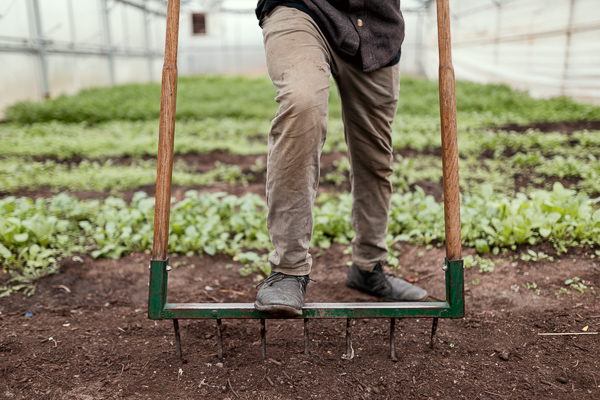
[30,0,50,99]
[101,0,116,86]
[561,0,577,95]
[143,0,154,81]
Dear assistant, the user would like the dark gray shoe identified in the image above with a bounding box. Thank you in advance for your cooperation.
[346,262,428,301]
[254,272,312,317]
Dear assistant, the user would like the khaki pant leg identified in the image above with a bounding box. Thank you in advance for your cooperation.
[332,57,400,271]
[262,7,333,276]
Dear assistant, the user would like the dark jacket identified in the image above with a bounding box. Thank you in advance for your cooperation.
[256,0,404,72]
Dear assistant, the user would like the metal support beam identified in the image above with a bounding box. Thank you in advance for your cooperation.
[116,0,167,17]
[67,0,76,47]
[0,43,162,58]
[493,1,502,64]
[416,10,425,75]
[453,23,600,47]
[561,0,577,95]
[101,0,116,85]
[30,0,50,99]
[143,0,154,81]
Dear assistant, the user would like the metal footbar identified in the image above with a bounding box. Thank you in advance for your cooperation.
[149,0,464,361]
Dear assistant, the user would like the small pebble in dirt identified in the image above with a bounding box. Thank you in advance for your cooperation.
[556,376,568,384]
[216,363,224,368]
[499,350,510,361]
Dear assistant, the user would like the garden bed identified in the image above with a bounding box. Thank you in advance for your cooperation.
[1,243,598,399]
[1,76,599,398]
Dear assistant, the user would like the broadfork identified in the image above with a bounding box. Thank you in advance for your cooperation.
[148,0,464,361]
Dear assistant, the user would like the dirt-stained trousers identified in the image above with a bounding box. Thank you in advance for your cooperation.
[262,6,400,276]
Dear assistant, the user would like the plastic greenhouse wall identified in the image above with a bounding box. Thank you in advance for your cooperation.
[0,0,168,115]
[422,0,600,103]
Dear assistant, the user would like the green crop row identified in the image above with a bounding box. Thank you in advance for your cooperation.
[2,183,599,296]
[324,150,600,197]
[4,76,279,124]
[2,141,599,197]
[0,158,251,194]
[3,115,599,162]
[5,76,600,125]
[0,118,270,160]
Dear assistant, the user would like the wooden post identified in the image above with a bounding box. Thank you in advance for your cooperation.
[436,0,462,262]
[152,0,180,262]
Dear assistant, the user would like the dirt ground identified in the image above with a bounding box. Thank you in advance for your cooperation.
[1,241,599,399]
[1,120,600,399]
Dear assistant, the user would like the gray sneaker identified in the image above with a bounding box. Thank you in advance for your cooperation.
[346,262,428,301]
[254,272,312,317]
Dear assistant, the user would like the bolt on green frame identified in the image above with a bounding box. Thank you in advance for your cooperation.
[149,0,464,359]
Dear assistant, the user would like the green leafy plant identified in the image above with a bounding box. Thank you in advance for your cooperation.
[463,254,500,273]
[564,276,588,294]
[555,287,571,298]
[520,250,554,262]
[522,282,541,295]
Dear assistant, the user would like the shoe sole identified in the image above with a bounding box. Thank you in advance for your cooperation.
[346,282,428,302]
[254,301,303,317]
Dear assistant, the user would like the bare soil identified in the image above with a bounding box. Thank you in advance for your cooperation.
[1,243,599,399]
[2,120,600,399]
[498,120,600,134]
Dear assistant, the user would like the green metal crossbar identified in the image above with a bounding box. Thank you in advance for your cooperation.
[149,258,464,320]
[148,257,463,359]
[148,0,464,360]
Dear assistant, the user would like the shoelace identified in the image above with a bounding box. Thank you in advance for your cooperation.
[255,272,315,289]
[371,263,396,291]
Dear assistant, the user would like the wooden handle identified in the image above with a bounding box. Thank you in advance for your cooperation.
[152,0,180,261]
[436,0,462,261]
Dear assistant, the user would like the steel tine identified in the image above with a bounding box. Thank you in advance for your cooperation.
[342,318,354,359]
[173,319,182,358]
[304,318,309,355]
[430,317,439,349]
[390,318,396,360]
[260,319,266,360]
[217,319,224,360]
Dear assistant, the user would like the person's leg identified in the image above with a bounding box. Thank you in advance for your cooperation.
[262,6,333,276]
[333,59,399,271]
[332,55,427,301]
[256,6,333,316]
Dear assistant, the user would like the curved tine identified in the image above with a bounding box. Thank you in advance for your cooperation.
[260,319,266,360]
[173,319,182,358]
